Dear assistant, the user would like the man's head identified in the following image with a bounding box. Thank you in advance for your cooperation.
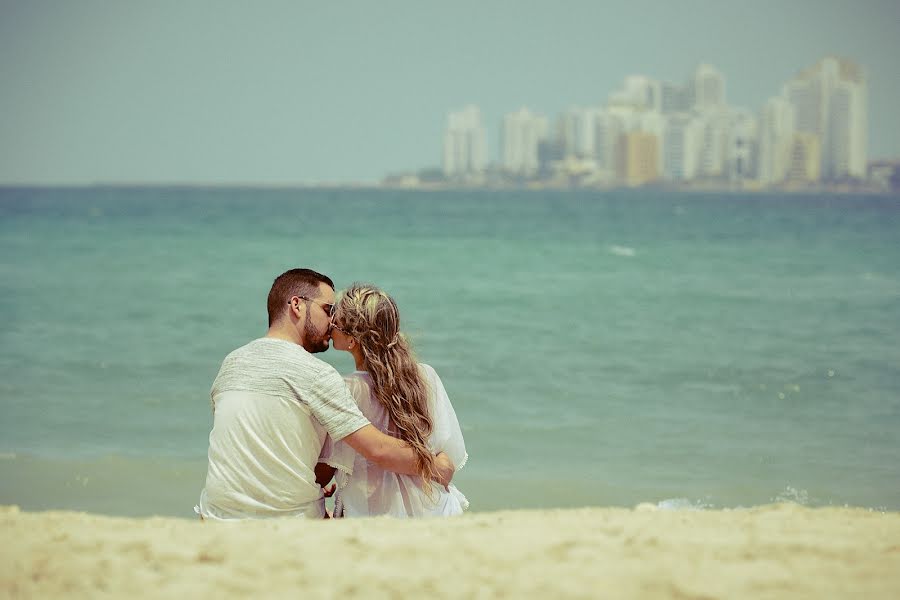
[267,268,335,353]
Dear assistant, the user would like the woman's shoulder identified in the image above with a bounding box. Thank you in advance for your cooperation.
[342,371,372,397]
[343,370,371,381]
[417,362,438,378]
[342,371,384,421]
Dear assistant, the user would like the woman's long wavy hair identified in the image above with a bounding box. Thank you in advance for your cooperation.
[334,283,439,491]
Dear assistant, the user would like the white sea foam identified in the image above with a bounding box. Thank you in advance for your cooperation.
[609,245,636,257]
[771,486,810,505]
[656,497,713,511]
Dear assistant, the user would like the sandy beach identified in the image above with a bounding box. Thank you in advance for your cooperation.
[2,503,899,599]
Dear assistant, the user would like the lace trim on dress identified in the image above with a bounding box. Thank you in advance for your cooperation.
[322,458,353,478]
[322,459,352,519]
[454,453,470,511]
[456,452,469,471]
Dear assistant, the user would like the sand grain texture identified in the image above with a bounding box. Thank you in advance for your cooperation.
[2,504,899,599]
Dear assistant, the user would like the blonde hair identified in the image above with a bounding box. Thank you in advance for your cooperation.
[334,283,439,491]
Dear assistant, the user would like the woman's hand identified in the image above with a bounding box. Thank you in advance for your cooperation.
[433,452,455,490]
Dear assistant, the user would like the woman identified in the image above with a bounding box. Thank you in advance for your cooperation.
[319,283,468,517]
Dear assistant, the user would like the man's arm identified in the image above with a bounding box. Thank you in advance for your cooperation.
[342,424,455,488]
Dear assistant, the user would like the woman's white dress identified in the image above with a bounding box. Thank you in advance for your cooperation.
[321,363,468,517]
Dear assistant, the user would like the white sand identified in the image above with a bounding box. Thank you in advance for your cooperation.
[2,503,899,599]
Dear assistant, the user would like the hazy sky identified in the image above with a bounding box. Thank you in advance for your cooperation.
[2,0,899,185]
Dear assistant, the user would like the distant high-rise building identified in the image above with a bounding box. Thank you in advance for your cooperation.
[615,132,659,187]
[758,97,795,185]
[442,105,487,179]
[784,57,867,181]
[662,114,702,182]
[596,104,648,171]
[785,132,821,184]
[726,110,758,181]
[639,111,666,177]
[660,81,691,114]
[825,78,866,180]
[593,110,625,174]
[609,76,662,112]
[692,64,726,112]
[501,108,549,177]
[558,107,599,159]
[696,111,730,178]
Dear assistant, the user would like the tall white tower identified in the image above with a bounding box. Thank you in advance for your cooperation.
[442,105,488,179]
[609,75,662,112]
[784,57,867,181]
[758,96,796,185]
[558,107,599,159]
[692,64,726,112]
[662,113,702,182]
[696,111,731,178]
[593,110,626,174]
[501,108,549,177]
[726,110,758,182]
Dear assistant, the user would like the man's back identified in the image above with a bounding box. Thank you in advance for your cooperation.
[199,338,368,520]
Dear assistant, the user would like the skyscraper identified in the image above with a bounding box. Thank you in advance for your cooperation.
[726,110,758,182]
[501,108,549,177]
[660,81,691,115]
[784,57,867,181]
[609,75,662,112]
[785,132,821,184]
[557,107,599,159]
[696,111,731,178]
[692,64,726,112]
[593,109,625,175]
[615,131,659,187]
[758,96,795,185]
[442,105,488,179]
[662,113,702,182]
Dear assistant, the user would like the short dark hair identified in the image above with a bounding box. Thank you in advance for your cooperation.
[267,268,335,326]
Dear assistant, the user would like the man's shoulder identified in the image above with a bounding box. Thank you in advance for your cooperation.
[213,338,346,403]
[218,338,338,382]
[227,337,317,364]
[252,340,343,384]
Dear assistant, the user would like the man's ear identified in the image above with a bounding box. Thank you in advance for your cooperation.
[289,297,304,318]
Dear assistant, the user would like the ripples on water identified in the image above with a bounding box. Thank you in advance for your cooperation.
[1,187,898,515]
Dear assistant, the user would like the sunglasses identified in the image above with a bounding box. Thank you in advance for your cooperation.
[293,296,335,318]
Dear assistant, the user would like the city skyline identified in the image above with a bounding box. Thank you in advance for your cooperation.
[436,56,872,189]
[2,1,899,185]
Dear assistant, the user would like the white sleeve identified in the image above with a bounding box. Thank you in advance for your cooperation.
[318,433,351,474]
[423,364,468,471]
[304,368,370,441]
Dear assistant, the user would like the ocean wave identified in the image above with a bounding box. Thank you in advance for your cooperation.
[655,497,714,511]
[771,486,810,505]
[608,245,636,257]
[647,487,816,511]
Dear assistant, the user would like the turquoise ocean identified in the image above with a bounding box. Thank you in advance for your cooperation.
[1,187,898,517]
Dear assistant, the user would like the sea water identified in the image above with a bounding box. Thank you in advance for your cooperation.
[1,187,898,517]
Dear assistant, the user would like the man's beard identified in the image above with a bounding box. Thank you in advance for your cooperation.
[302,311,330,354]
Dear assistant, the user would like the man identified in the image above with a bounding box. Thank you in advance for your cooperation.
[198,268,454,519]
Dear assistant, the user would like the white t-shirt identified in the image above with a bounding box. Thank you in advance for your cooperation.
[199,337,370,520]
[322,363,469,518]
